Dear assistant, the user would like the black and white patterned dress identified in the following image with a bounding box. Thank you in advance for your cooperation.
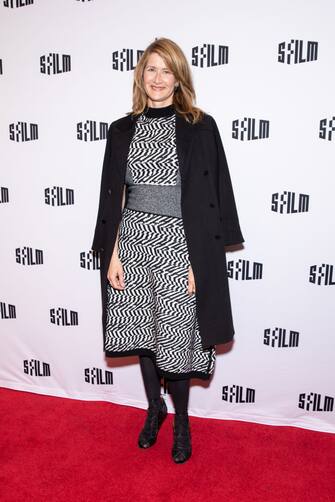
[105,104,216,380]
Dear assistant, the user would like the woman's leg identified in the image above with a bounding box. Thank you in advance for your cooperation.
[168,378,190,414]
[139,355,161,401]
[138,355,167,448]
[168,378,192,463]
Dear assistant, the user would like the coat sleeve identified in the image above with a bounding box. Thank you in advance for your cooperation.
[91,122,113,252]
[211,116,245,246]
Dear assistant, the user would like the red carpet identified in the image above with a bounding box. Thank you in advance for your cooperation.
[1,387,334,502]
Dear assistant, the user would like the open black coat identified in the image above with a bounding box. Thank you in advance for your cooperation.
[91,110,244,350]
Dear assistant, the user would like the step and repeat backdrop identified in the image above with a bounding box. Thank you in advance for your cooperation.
[1,0,334,433]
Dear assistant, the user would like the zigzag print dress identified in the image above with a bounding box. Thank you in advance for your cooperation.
[105,103,216,380]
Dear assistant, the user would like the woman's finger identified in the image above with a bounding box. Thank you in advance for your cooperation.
[187,280,196,295]
[118,268,125,288]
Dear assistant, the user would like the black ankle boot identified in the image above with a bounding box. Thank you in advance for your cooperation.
[138,396,168,449]
[172,413,192,463]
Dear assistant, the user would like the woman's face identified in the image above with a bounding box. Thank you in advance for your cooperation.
[143,52,178,108]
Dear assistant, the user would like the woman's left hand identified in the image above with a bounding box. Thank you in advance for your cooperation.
[187,265,196,296]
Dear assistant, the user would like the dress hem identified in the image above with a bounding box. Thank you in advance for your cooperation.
[104,348,212,381]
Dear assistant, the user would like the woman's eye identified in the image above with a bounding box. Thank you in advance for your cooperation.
[146,68,171,73]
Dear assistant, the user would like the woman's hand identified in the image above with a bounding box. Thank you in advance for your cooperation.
[107,255,125,290]
[187,264,196,296]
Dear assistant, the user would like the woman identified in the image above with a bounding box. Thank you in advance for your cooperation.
[91,37,244,464]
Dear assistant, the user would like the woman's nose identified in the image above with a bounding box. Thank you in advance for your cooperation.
[153,71,163,82]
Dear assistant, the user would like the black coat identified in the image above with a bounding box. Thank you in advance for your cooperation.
[91,110,244,350]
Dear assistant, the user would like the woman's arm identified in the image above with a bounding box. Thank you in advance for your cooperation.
[211,117,244,246]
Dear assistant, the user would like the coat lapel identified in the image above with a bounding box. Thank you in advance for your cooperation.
[113,111,196,183]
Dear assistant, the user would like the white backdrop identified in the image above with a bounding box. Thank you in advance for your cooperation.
[1,0,334,433]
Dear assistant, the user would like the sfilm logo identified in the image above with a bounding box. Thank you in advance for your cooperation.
[0,301,16,319]
[80,251,100,270]
[319,116,335,141]
[227,260,263,280]
[16,247,43,265]
[222,385,255,403]
[23,359,51,377]
[232,118,269,141]
[84,368,113,385]
[0,187,9,203]
[112,49,144,71]
[271,191,309,214]
[191,44,228,67]
[50,308,79,326]
[299,392,334,412]
[278,40,318,64]
[77,121,108,142]
[264,327,299,348]
[45,187,74,206]
[40,53,71,75]
[309,264,335,286]
[4,0,33,7]
[9,122,38,142]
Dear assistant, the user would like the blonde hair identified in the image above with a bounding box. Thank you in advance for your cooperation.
[129,37,204,124]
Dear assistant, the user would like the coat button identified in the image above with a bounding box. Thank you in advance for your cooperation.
[209,203,215,208]
[214,234,221,239]
[100,247,104,252]
[128,188,132,193]
[107,188,112,195]
[101,219,106,224]
[203,170,209,176]
[219,216,223,222]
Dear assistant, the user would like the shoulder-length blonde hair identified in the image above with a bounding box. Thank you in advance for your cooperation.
[129,37,204,124]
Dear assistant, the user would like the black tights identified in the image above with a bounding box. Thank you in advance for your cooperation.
[139,355,190,415]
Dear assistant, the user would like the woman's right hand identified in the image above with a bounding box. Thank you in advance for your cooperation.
[107,255,125,290]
